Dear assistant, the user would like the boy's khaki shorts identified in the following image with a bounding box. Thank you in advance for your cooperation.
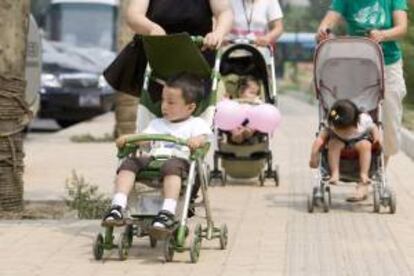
[118,156,190,178]
[382,59,407,157]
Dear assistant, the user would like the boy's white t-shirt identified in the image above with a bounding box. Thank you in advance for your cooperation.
[142,116,212,159]
[230,0,283,38]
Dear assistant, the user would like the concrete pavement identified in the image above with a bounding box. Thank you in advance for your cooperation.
[1,94,414,275]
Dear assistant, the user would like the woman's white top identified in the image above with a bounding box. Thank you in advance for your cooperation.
[230,0,283,38]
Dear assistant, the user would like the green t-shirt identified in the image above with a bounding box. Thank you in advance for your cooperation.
[330,0,408,65]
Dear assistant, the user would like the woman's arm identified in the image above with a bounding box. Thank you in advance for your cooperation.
[369,11,408,43]
[256,19,284,46]
[125,0,166,35]
[204,0,233,48]
[316,11,343,41]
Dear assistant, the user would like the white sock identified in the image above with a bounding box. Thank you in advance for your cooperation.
[112,192,127,209]
[161,198,177,214]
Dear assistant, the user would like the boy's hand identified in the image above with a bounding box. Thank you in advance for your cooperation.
[187,136,206,150]
[115,135,129,148]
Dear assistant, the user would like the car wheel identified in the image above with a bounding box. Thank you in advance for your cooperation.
[56,120,79,128]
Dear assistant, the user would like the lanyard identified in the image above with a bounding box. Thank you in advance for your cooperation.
[242,0,255,33]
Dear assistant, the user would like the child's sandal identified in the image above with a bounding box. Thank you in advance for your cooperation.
[149,210,177,240]
[102,205,124,226]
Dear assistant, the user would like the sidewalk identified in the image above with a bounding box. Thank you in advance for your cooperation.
[2,94,414,275]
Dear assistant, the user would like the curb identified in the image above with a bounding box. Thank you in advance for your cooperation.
[401,128,414,160]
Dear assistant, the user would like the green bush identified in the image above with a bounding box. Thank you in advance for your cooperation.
[64,171,110,219]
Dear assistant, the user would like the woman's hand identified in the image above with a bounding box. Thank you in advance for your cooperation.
[255,35,273,47]
[368,29,385,43]
[149,24,166,35]
[316,27,331,42]
[203,31,225,49]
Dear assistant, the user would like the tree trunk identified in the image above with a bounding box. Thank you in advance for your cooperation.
[0,0,30,211]
[113,0,139,138]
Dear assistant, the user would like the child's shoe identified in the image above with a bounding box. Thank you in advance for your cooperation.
[149,210,177,240]
[102,205,124,226]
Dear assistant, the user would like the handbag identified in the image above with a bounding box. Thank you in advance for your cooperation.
[103,35,147,97]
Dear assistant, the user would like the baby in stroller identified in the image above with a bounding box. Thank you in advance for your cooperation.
[226,75,262,144]
[103,73,212,235]
[309,99,380,202]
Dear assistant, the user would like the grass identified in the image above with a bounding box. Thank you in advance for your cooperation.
[70,133,114,143]
[64,171,110,219]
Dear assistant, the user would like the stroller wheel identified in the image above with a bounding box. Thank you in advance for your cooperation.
[388,189,397,214]
[307,194,314,213]
[259,173,265,186]
[190,235,202,263]
[92,233,104,260]
[273,169,279,186]
[149,236,157,248]
[124,225,133,247]
[222,172,227,186]
[322,186,330,213]
[219,224,228,250]
[373,186,381,213]
[118,232,129,261]
[163,235,175,262]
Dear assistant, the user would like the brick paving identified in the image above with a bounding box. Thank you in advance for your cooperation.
[1,95,414,275]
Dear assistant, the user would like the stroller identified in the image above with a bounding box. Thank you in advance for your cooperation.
[308,37,396,214]
[93,34,228,263]
[209,38,279,186]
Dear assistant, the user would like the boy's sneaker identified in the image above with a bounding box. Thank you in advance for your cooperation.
[149,210,177,240]
[102,205,124,226]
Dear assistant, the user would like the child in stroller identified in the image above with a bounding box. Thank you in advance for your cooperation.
[226,75,262,144]
[103,73,212,237]
[309,99,380,202]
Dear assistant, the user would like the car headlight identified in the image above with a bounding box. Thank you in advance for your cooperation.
[41,73,61,88]
[98,75,109,89]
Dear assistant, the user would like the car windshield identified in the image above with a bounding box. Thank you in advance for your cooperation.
[52,3,116,50]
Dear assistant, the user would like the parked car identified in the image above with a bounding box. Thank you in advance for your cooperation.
[39,40,116,127]
[37,0,118,127]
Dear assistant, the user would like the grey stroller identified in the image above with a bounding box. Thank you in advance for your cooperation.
[308,37,396,214]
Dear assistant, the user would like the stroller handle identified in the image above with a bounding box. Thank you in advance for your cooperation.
[225,37,256,45]
[117,134,189,159]
[117,134,210,160]
[124,134,188,147]
[191,36,205,47]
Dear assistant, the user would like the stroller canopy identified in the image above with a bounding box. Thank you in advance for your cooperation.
[140,33,214,117]
[219,44,272,103]
[314,38,384,113]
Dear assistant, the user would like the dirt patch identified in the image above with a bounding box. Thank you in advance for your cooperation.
[0,201,74,219]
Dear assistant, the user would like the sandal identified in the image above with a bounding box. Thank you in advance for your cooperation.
[346,182,369,202]
[149,210,177,240]
[102,205,125,226]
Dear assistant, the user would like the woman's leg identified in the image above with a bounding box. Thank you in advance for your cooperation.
[382,60,406,163]
[327,138,345,183]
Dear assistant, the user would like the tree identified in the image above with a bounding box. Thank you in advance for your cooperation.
[0,0,30,211]
[113,0,139,138]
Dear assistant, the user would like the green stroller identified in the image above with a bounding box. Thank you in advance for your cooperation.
[92,34,228,263]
